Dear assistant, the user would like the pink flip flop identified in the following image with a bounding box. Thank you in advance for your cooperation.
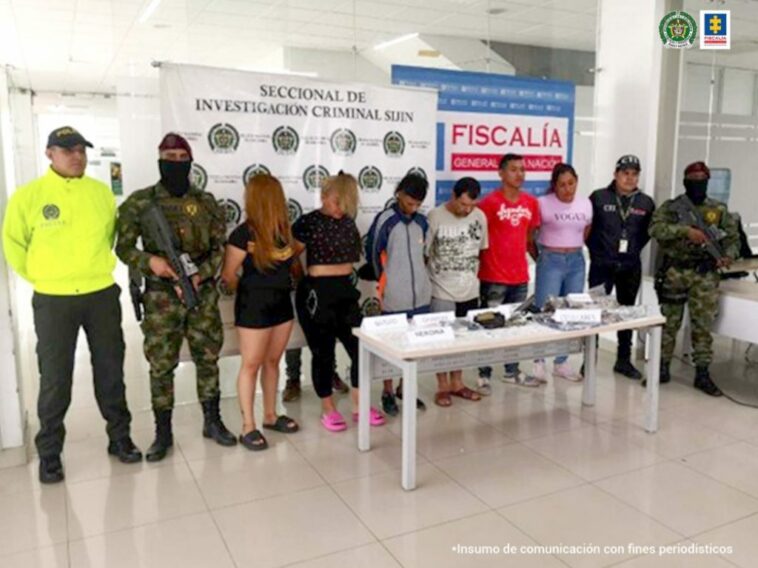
[352,407,386,427]
[320,410,348,432]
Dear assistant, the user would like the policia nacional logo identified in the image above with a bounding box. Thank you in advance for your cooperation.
[242,163,271,185]
[208,123,240,153]
[190,163,208,191]
[287,199,303,224]
[330,128,357,156]
[358,166,383,193]
[659,11,697,48]
[303,165,330,192]
[217,199,242,227]
[361,298,382,317]
[42,204,60,220]
[272,126,300,155]
[383,131,405,157]
[407,166,427,180]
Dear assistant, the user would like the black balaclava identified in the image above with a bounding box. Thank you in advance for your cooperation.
[684,178,708,206]
[159,159,192,197]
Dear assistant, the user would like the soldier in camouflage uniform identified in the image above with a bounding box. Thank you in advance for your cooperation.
[116,133,236,461]
[649,161,740,396]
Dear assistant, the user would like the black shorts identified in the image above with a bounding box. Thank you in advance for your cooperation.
[235,286,294,329]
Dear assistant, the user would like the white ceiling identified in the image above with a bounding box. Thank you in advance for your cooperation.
[0,0,598,93]
[1,0,757,94]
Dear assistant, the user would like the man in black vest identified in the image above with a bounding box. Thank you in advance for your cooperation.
[587,155,656,379]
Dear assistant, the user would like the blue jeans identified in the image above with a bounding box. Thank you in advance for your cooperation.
[535,250,586,364]
[478,281,528,378]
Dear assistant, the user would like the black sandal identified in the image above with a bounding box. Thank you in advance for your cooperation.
[262,415,299,434]
[239,429,268,451]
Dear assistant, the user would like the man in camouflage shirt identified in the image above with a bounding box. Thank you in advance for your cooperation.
[649,161,740,396]
[116,133,236,461]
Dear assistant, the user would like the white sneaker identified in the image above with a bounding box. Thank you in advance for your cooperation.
[530,361,548,384]
[477,377,492,396]
[553,362,583,382]
[503,370,540,388]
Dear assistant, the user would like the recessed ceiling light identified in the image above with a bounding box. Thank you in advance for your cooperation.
[487,8,506,15]
[153,23,171,29]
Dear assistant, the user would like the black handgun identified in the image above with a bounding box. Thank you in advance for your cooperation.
[142,203,200,310]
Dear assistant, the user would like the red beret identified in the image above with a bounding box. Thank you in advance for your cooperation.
[158,133,193,160]
[684,161,710,179]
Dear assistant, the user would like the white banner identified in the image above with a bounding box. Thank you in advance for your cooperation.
[159,63,437,318]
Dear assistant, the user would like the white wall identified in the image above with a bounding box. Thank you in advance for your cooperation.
[0,70,25,450]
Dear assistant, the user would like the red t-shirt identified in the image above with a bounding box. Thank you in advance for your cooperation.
[478,190,541,285]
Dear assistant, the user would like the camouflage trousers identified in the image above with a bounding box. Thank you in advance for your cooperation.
[141,282,223,411]
[658,267,720,366]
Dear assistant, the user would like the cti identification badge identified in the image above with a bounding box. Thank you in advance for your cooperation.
[700,10,730,50]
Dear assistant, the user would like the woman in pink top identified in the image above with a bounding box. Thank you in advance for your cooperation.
[531,163,592,384]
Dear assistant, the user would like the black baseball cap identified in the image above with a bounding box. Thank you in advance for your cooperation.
[46,126,93,149]
[615,154,641,172]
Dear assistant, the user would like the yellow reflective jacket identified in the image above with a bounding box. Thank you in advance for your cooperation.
[2,167,117,295]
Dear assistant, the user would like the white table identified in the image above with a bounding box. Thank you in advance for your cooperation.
[354,309,666,491]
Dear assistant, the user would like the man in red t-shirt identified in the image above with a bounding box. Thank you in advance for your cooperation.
[477,153,541,393]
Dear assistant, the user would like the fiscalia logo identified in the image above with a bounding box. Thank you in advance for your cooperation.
[451,123,564,148]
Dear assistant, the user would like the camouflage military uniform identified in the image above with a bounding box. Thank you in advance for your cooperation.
[650,196,740,366]
[116,183,226,411]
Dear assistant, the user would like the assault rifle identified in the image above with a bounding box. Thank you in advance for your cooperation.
[141,202,200,310]
[670,195,726,262]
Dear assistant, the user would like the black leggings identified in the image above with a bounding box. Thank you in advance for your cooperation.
[296,276,362,398]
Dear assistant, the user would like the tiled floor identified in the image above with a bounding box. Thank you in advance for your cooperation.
[1,351,755,567]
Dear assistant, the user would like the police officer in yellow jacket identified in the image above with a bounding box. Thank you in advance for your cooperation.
[2,127,142,484]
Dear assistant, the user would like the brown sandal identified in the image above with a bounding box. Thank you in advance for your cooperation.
[434,391,453,407]
[450,387,481,401]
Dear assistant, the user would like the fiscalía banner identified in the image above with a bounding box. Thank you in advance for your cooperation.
[159,63,437,319]
[392,65,575,202]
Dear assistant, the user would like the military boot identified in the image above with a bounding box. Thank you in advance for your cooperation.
[694,366,723,397]
[146,409,173,462]
[641,361,670,387]
[201,396,237,446]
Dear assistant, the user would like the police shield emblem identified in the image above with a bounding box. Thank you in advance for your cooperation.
[42,204,60,220]
[383,131,405,157]
[659,11,697,48]
[330,128,357,156]
[217,199,242,228]
[242,163,271,185]
[272,126,300,155]
[406,166,428,180]
[184,202,199,217]
[208,123,240,153]
[303,165,330,192]
[358,166,383,193]
[190,163,208,191]
[287,198,303,224]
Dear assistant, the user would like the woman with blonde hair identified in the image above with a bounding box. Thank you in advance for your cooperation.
[293,171,385,431]
[221,174,299,451]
